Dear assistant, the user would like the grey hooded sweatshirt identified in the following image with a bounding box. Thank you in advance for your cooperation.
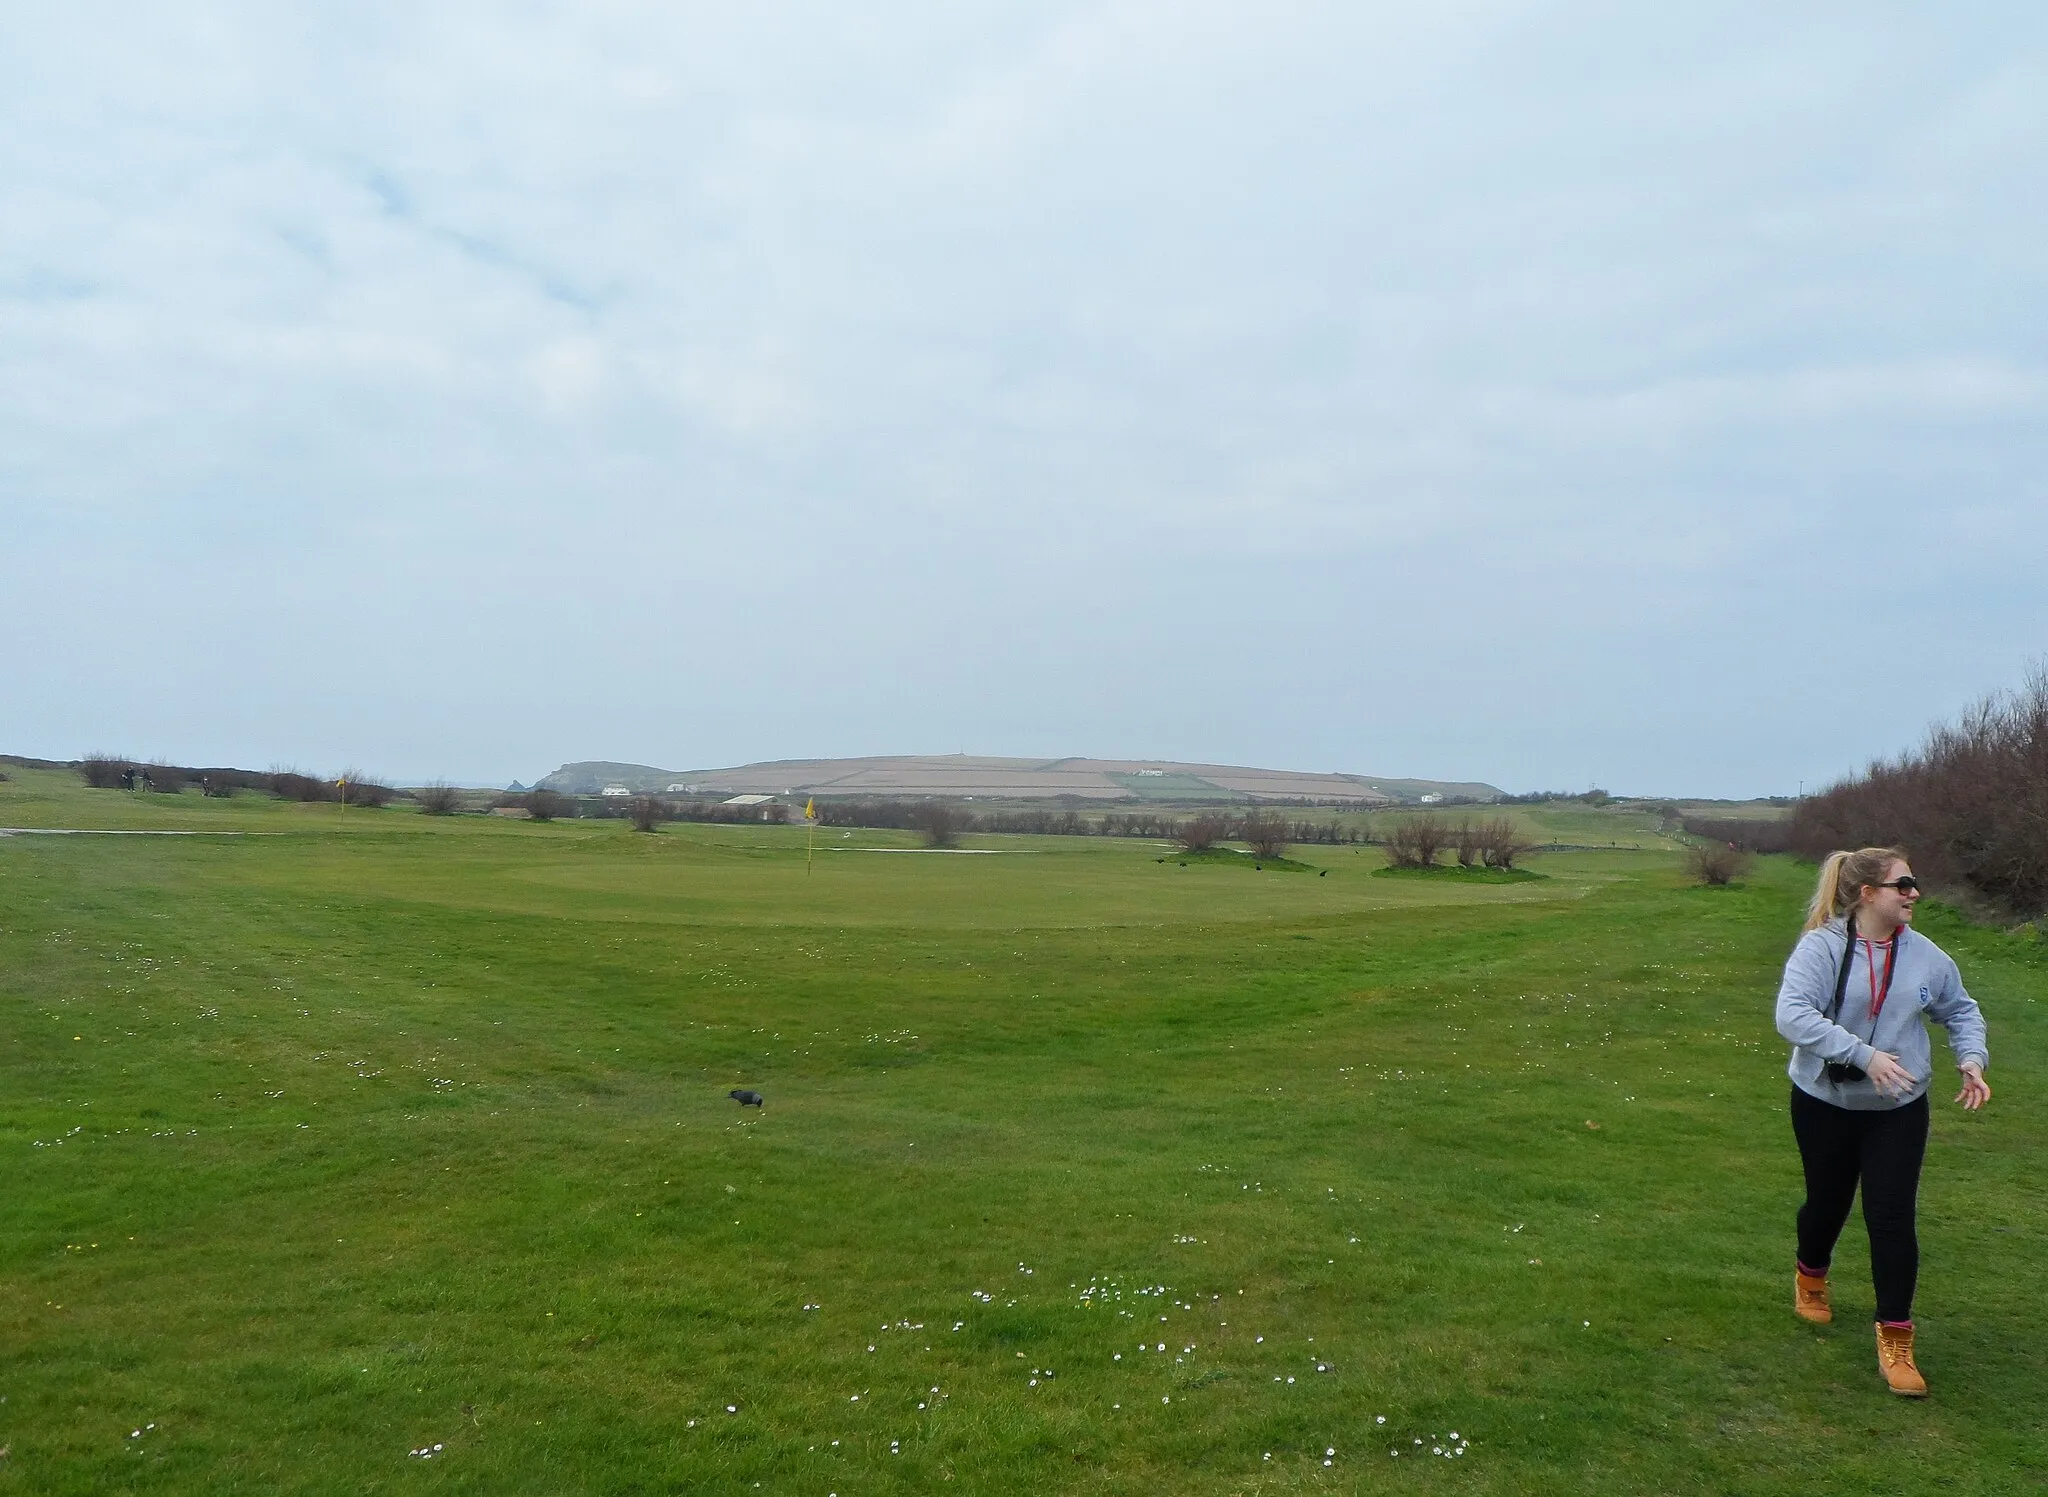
[1775,917,1989,1111]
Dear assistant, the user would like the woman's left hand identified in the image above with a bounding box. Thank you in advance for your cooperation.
[1955,1063,1991,1111]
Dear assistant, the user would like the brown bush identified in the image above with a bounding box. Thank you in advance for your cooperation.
[1176,814,1227,853]
[338,771,396,808]
[1687,842,1752,886]
[629,795,668,832]
[523,788,571,822]
[417,782,462,816]
[269,770,338,802]
[1240,810,1290,860]
[81,755,133,789]
[1682,816,1792,854]
[914,802,960,848]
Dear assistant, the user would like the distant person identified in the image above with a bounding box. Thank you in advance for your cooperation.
[1774,847,1990,1397]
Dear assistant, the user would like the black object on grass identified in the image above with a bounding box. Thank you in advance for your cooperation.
[729,1089,764,1107]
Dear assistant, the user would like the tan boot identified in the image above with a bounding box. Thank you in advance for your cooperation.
[1876,1323,1928,1397]
[1794,1270,1831,1324]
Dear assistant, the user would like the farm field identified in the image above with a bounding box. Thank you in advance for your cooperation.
[2,769,2043,1495]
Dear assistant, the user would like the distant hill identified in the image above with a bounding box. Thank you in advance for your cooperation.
[536,755,1502,805]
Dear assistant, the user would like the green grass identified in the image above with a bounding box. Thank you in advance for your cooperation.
[2,767,2043,1494]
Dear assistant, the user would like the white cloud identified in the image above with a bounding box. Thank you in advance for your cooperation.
[3,2,2043,790]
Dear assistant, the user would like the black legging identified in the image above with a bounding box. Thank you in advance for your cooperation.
[1790,1087,1930,1323]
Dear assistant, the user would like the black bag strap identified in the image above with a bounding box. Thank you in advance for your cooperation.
[1826,912,1857,1024]
[1826,911,1902,1026]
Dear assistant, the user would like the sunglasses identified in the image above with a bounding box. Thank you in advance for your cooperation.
[1874,877,1921,895]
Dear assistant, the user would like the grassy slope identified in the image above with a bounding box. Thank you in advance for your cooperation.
[2,769,2043,1495]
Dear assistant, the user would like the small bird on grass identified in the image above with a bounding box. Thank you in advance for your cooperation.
[729,1089,764,1108]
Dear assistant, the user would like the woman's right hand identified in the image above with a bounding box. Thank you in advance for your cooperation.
[1865,1050,1916,1098]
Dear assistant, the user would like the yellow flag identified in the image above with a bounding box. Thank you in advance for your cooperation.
[803,797,816,821]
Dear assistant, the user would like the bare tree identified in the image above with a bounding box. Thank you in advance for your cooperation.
[629,795,668,833]
[1381,819,1421,868]
[417,782,462,816]
[1412,816,1447,865]
[1479,817,1532,869]
[1176,813,1227,853]
[1382,816,1450,868]
[1240,809,1290,861]
[1452,818,1482,867]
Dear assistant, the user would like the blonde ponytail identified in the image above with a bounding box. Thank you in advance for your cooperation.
[1803,846,1908,930]
[1805,852,1848,931]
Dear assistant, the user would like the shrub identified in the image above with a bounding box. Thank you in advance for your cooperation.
[146,762,187,794]
[1176,814,1227,853]
[1240,810,1290,861]
[338,772,396,808]
[81,755,132,789]
[417,782,462,816]
[270,770,338,803]
[914,802,960,849]
[524,788,571,823]
[1682,816,1791,854]
[1687,842,1752,886]
[629,795,668,833]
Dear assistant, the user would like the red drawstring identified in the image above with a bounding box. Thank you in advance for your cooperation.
[1861,934,1898,1021]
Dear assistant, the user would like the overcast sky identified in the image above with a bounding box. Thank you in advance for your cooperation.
[4,3,2043,795]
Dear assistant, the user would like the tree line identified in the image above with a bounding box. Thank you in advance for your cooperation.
[1790,667,2048,919]
[602,793,1543,868]
[79,757,398,806]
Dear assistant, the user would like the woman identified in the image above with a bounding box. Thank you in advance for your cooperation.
[1774,847,1990,1397]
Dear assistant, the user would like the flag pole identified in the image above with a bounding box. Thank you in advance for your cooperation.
[804,797,817,874]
